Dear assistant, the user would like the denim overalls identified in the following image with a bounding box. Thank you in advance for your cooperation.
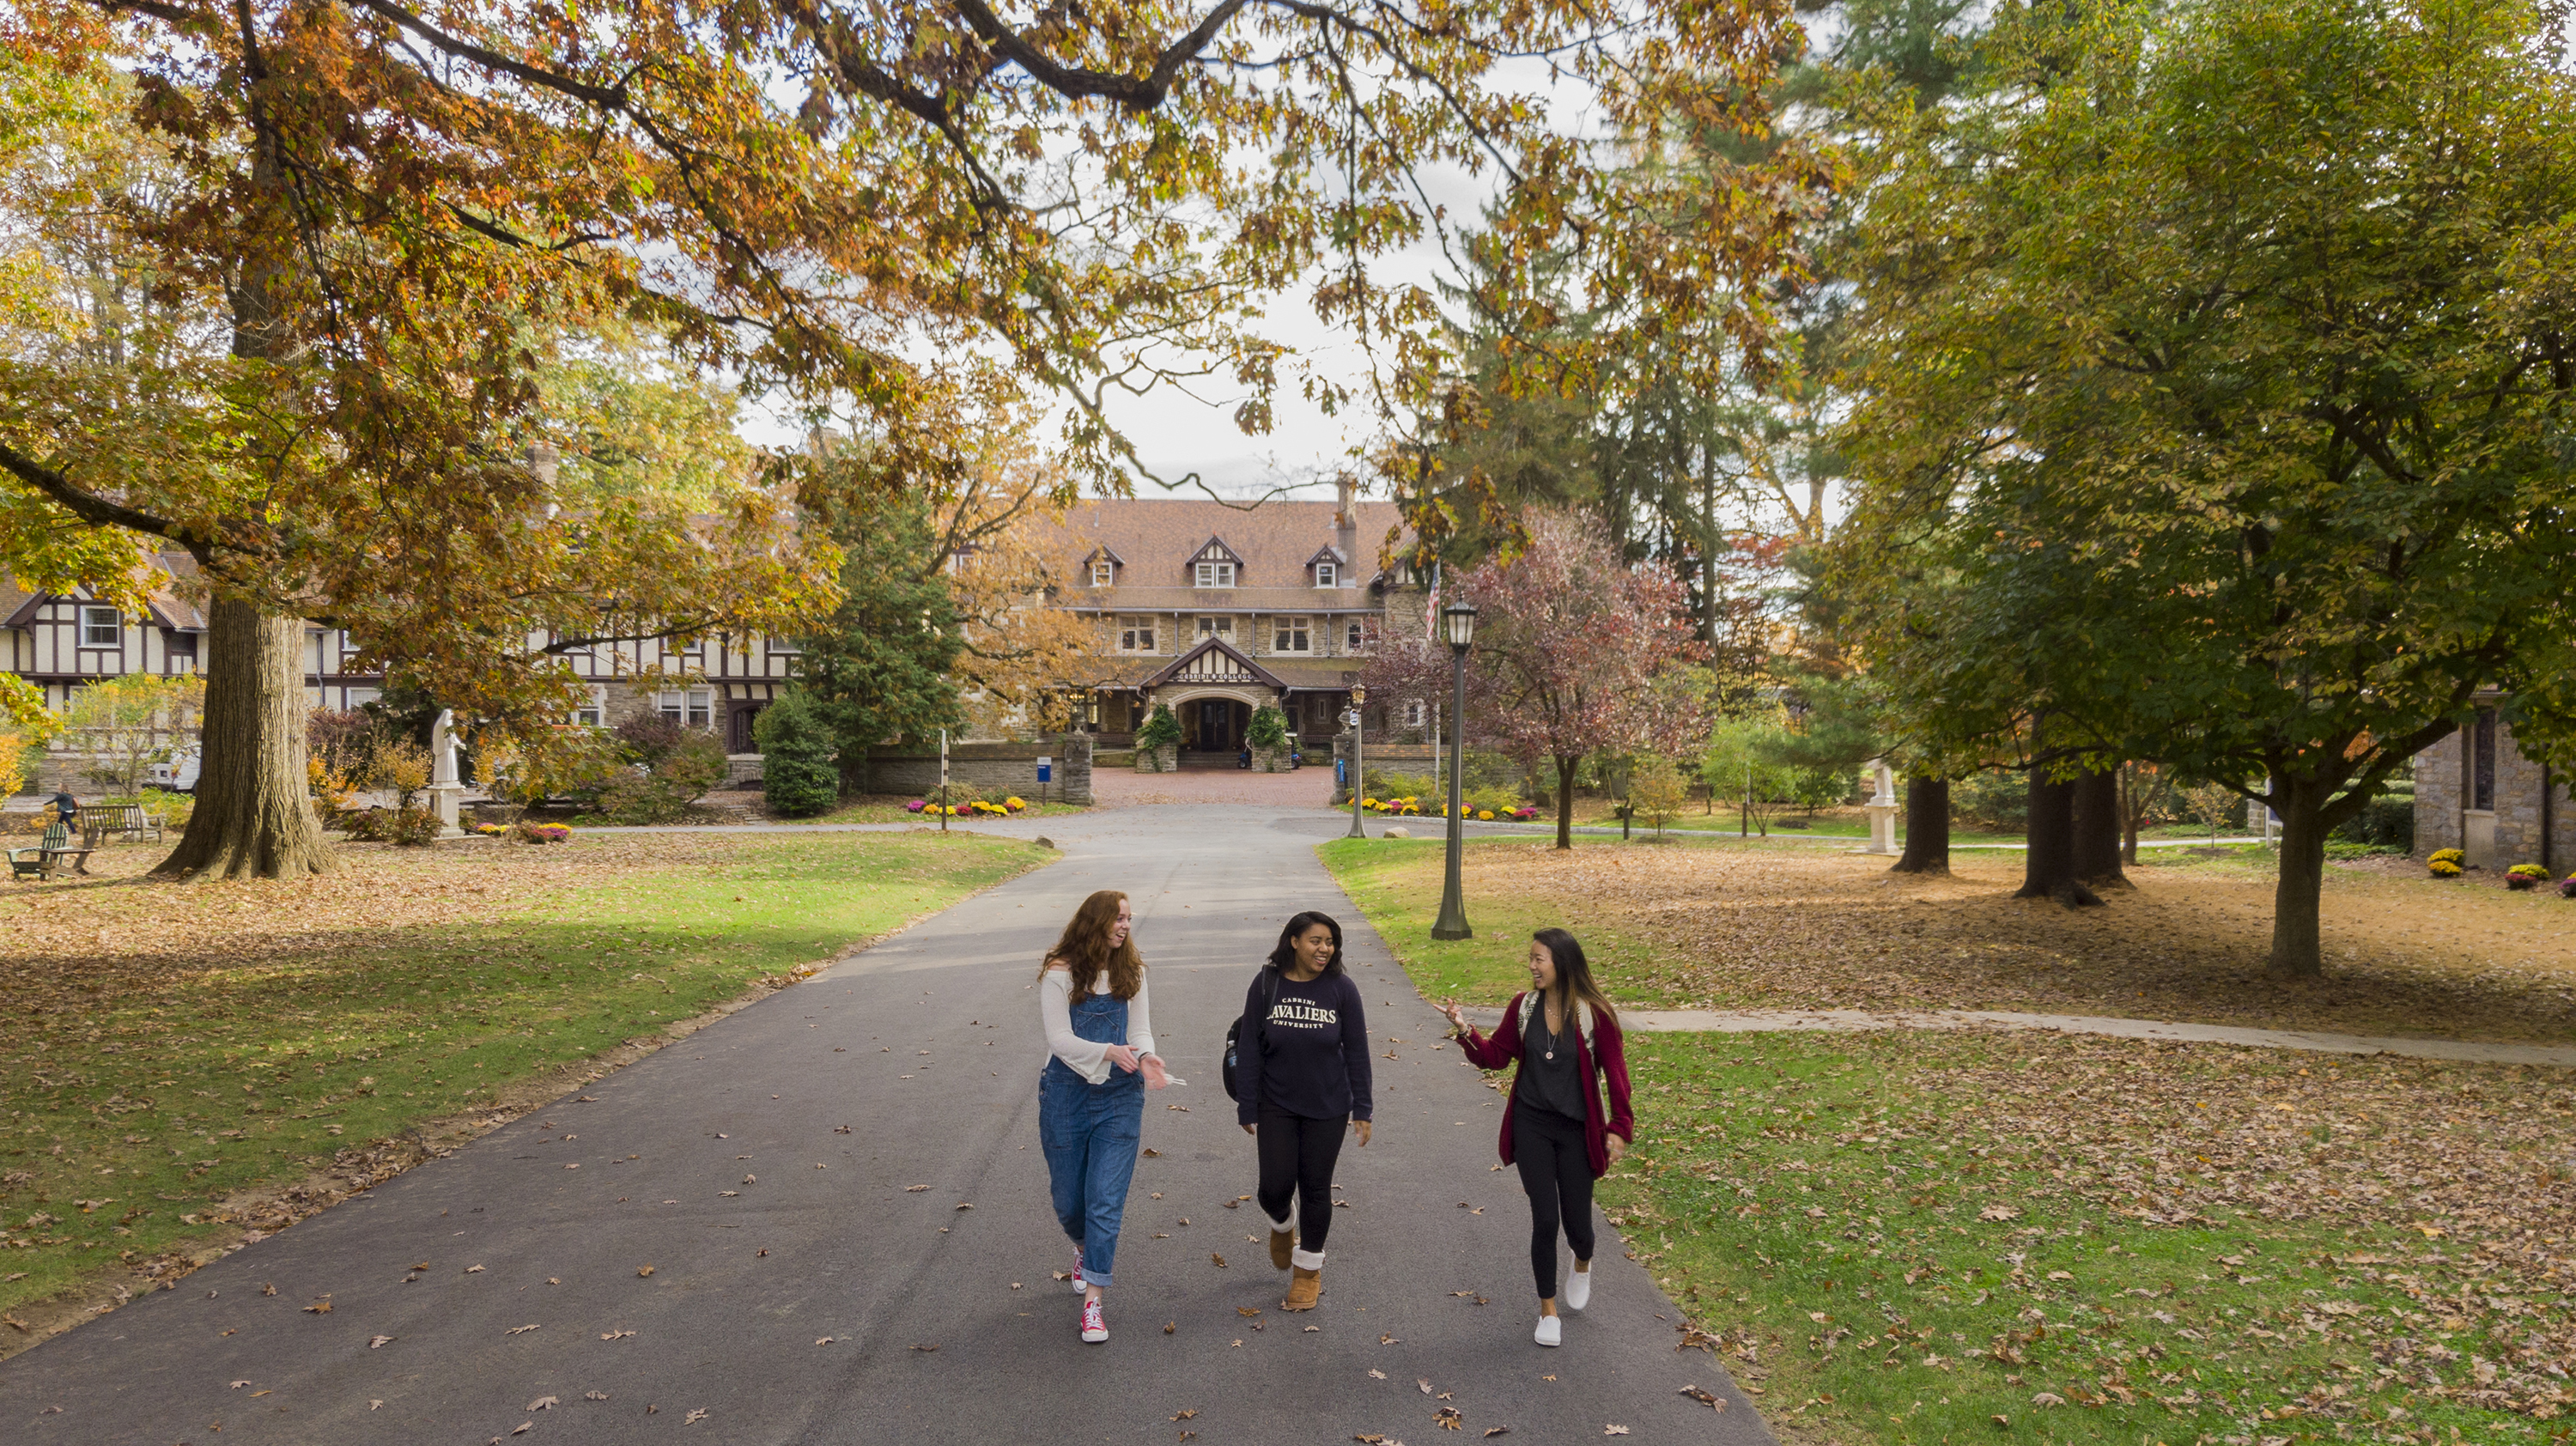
[1039,987,1145,1288]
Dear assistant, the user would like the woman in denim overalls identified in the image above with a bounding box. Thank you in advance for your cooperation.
[1038,890,1169,1343]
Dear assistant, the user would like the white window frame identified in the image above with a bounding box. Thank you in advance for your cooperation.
[1194,560,1236,588]
[82,605,121,646]
[343,686,383,710]
[656,687,715,729]
[1314,562,1337,588]
[1091,561,1115,587]
[574,686,609,728]
[1273,616,1311,653]
[1117,616,1157,653]
[1195,615,1234,641]
[1346,621,1364,653]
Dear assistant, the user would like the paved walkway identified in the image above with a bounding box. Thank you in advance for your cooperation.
[1090,761,1337,808]
[2,804,1771,1445]
[1460,1006,2576,1067]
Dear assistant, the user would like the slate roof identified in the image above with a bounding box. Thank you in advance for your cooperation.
[1036,498,1407,603]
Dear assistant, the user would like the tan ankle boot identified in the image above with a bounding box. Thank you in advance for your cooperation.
[1283,1249,1324,1309]
[1267,1216,1294,1272]
[1284,1264,1322,1310]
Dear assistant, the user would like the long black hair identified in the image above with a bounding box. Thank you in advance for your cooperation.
[1533,927,1618,1030]
[1267,910,1346,976]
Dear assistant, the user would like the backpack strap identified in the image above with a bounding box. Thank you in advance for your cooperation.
[1516,991,1535,1036]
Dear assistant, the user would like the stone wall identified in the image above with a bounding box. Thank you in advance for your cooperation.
[2411,703,2574,871]
[860,735,1092,806]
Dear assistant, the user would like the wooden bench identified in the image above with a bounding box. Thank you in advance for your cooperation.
[82,803,165,847]
[8,845,93,881]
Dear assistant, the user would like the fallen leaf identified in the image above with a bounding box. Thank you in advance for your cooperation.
[1172,1409,1200,1420]
[465,1266,484,1274]
[954,1202,974,1212]
[1484,1430,1510,1439]
[1382,1334,1400,1345]
[585,1392,610,1400]
[911,1343,939,1352]
[1305,1326,1321,1333]
[1436,1406,1464,1430]
[816,1337,835,1346]
[599,1330,635,1340]
[528,1395,558,1411]
[1211,1254,1226,1267]
[2031,1392,2068,1407]
[371,1400,383,1410]
[1678,1386,1720,1409]
[368,1334,395,1349]
[1369,1369,1388,1380]
[262,1282,278,1295]
[636,1266,655,1277]
[684,1407,709,1424]
[1419,1378,1434,1395]
[1603,1428,1630,1437]
[303,1300,333,1314]
[1978,1204,2021,1223]
[1238,1307,1262,1317]
[511,1422,532,1435]
[230,1380,252,1389]
[1164,1321,1176,1334]
[507,1323,540,1335]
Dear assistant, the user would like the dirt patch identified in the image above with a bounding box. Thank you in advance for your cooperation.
[1452,842,2576,1043]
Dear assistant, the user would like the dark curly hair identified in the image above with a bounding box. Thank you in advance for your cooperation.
[1266,910,1346,976]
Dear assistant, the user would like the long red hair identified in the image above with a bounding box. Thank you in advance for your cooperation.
[1042,890,1144,1003]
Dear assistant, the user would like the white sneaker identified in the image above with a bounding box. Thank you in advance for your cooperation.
[1564,1267,1591,1312]
[1534,1313,1562,1347]
[1080,1296,1108,1343]
[1071,1247,1087,1293]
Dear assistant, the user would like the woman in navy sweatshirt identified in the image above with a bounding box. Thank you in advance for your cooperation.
[1235,909,1372,1311]
[1439,927,1632,1347]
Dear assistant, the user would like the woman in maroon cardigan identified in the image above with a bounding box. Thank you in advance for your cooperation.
[1438,928,1633,1347]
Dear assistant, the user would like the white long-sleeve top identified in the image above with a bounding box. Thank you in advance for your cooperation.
[1040,968,1156,1084]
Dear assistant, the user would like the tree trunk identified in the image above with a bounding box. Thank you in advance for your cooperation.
[2118,764,2141,866]
[155,597,332,879]
[1554,753,1577,851]
[2014,767,2099,908]
[1889,775,1950,875]
[2268,781,2330,979]
[2071,766,2129,888]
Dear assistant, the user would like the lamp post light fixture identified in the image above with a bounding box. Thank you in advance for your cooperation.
[1345,683,1369,840]
[1431,603,1478,940]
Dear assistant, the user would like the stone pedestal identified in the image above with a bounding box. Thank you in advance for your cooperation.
[1862,757,1900,855]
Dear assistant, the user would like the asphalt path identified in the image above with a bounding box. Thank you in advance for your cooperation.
[3,805,1770,1445]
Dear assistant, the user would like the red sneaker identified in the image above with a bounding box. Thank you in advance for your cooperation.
[1079,1297,1107,1344]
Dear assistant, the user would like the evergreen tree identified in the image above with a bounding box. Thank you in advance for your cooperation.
[791,490,964,793]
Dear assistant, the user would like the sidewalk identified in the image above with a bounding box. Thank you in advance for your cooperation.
[1458,1005,2576,1068]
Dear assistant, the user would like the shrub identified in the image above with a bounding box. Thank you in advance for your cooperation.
[347,805,443,845]
[1135,704,1182,751]
[2429,857,2464,878]
[514,822,571,844]
[140,786,193,832]
[599,728,727,823]
[2561,876,2576,900]
[2429,848,2465,866]
[1247,705,1290,750]
[2331,795,2415,849]
[2507,863,2550,891]
[756,690,840,817]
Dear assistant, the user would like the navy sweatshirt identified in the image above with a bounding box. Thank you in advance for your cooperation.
[1235,969,1374,1125]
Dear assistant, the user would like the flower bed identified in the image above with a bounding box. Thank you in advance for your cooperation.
[2507,863,2551,891]
[2428,848,2465,878]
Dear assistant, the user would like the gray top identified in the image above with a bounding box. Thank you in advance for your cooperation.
[1514,1002,1590,1122]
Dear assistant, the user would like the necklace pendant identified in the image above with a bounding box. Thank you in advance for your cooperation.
[1543,1049,1555,1060]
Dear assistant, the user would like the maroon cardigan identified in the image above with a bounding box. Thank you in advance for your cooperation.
[1455,992,1635,1177]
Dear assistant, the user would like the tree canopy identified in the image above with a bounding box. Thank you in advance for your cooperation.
[1831,0,2576,975]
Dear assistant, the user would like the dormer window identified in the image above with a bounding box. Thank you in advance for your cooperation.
[1314,562,1337,588]
[1084,546,1123,588]
[1188,537,1244,588]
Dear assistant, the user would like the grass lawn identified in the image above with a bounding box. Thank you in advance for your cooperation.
[1318,835,2576,1042]
[1604,1030,2574,1446]
[0,829,1044,1332]
[1326,837,2576,1444]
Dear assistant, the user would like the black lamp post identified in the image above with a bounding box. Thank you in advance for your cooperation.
[1431,602,1478,940]
[1344,684,1369,840]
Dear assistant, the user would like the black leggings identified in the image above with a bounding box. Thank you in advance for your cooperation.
[1256,1108,1347,1253]
[1512,1103,1596,1298]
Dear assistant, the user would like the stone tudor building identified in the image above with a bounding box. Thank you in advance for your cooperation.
[3,486,1424,788]
[1030,482,1425,754]
[2411,693,2576,875]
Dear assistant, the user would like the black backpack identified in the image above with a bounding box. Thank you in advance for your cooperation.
[1222,967,1281,1103]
